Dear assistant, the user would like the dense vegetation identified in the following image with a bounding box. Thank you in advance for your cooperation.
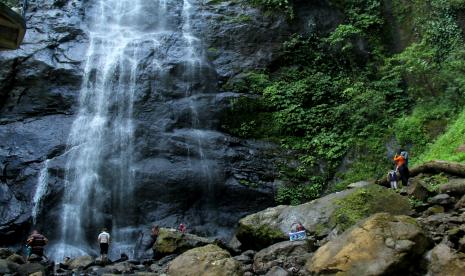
[222,0,465,204]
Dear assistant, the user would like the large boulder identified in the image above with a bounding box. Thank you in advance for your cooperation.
[264,266,290,276]
[253,240,313,275]
[407,176,436,201]
[6,253,25,264]
[237,185,412,250]
[0,259,19,274]
[167,244,243,276]
[17,262,46,276]
[439,178,465,196]
[103,261,137,274]
[67,255,94,270]
[427,243,465,276]
[155,228,213,255]
[306,213,431,275]
[0,248,13,259]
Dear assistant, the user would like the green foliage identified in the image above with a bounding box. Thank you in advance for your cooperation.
[275,181,323,205]
[408,197,424,208]
[250,0,294,18]
[228,14,253,24]
[222,0,465,203]
[386,0,465,165]
[223,72,271,95]
[416,108,465,164]
[220,97,276,139]
[424,173,449,192]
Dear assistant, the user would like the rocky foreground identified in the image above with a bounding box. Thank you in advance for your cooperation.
[2,163,465,275]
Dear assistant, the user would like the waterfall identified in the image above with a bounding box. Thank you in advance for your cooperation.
[53,0,151,260]
[181,0,213,189]
[32,160,49,225]
[48,0,221,260]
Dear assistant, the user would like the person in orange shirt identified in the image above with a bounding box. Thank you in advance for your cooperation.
[394,153,409,186]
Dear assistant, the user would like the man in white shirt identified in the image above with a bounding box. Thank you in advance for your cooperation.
[97,228,111,261]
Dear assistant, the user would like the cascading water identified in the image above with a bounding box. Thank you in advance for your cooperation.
[32,160,49,225]
[45,0,228,260]
[181,0,214,190]
[52,0,151,259]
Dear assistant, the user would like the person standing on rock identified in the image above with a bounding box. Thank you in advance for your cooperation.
[178,223,186,234]
[394,151,409,186]
[98,228,111,261]
[26,230,48,260]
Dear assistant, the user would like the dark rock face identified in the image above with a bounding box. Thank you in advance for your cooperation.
[0,0,341,250]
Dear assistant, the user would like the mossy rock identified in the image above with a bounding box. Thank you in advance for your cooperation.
[236,221,286,251]
[167,244,243,276]
[237,185,412,251]
[155,228,213,255]
[307,213,431,275]
[236,189,357,250]
[330,185,412,232]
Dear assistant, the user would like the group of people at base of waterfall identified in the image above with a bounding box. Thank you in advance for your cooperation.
[387,149,410,190]
[24,223,188,263]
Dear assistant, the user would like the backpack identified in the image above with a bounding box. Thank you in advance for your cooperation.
[388,170,397,182]
[400,151,409,166]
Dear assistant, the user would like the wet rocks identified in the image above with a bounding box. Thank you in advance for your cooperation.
[427,243,465,276]
[253,240,313,275]
[306,213,432,275]
[264,266,291,276]
[237,185,412,250]
[67,255,94,270]
[0,0,342,250]
[0,259,19,274]
[166,244,243,276]
[0,248,14,259]
[408,177,435,201]
[439,178,465,195]
[149,254,176,274]
[6,253,26,264]
[428,194,456,207]
[155,228,213,256]
[236,189,357,250]
[103,261,136,274]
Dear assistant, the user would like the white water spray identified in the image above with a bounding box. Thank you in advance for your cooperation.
[32,160,49,225]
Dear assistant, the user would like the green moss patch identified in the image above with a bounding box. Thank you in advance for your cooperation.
[236,221,286,250]
[331,185,412,232]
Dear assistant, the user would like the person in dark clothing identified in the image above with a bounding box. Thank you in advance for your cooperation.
[394,153,409,186]
[150,225,160,260]
[26,230,48,259]
[398,162,410,186]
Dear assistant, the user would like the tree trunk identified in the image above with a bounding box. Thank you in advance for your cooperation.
[377,160,465,186]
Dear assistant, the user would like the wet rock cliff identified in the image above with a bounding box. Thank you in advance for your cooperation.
[0,0,341,251]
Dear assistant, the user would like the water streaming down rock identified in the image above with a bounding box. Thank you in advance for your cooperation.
[51,0,223,260]
[181,0,215,192]
[32,160,49,226]
[0,0,340,251]
[54,0,150,259]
